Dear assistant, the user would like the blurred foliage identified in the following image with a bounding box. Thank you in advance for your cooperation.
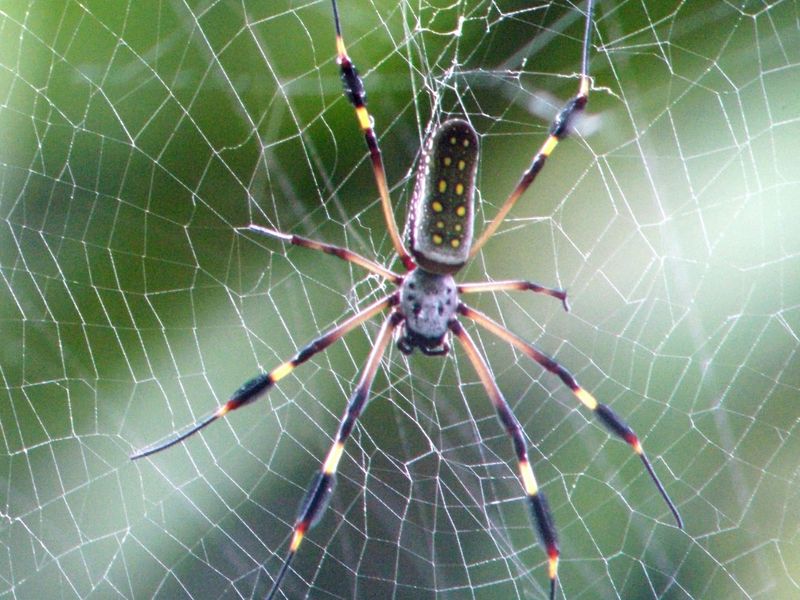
[1,1,799,599]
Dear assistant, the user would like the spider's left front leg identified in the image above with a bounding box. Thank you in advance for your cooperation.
[266,310,403,600]
[248,224,401,283]
[329,0,413,270]
[449,319,560,600]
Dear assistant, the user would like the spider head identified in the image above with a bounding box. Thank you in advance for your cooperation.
[396,328,450,356]
[397,268,457,356]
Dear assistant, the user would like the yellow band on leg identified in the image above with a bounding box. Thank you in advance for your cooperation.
[289,529,304,553]
[322,441,345,475]
[540,135,558,157]
[271,361,295,382]
[355,106,371,131]
[575,387,597,410]
[549,554,559,579]
[519,460,539,496]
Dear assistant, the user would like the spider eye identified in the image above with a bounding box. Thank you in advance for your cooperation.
[408,119,478,274]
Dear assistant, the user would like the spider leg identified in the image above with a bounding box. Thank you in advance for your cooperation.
[248,224,402,283]
[450,319,560,600]
[469,0,594,259]
[130,295,396,460]
[458,279,570,312]
[329,0,414,270]
[458,303,683,529]
[265,311,403,600]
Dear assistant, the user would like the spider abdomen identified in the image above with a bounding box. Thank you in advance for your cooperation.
[408,119,479,275]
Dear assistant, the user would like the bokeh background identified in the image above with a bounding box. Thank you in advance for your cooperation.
[1,1,798,598]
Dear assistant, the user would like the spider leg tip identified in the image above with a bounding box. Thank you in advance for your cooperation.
[667,500,685,530]
[129,443,161,461]
[247,223,286,239]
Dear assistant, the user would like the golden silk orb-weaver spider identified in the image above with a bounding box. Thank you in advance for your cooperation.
[131,1,683,598]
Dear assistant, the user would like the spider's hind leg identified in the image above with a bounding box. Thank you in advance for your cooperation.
[265,311,403,600]
[450,318,560,600]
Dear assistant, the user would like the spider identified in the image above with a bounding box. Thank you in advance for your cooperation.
[131,1,683,598]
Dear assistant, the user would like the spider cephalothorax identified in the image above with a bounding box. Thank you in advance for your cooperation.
[397,267,457,356]
[132,2,682,599]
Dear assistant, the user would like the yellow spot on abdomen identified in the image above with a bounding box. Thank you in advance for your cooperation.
[457,159,466,170]
[450,238,461,248]
[443,156,452,166]
[438,179,447,193]
[432,233,443,245]
[455,183,464,196]
[456,205,466,217]
[431,200,443,213]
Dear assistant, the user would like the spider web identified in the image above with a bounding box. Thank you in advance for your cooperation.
[2,0,799,598]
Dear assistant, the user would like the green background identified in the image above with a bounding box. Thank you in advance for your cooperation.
[1,1,798,598]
